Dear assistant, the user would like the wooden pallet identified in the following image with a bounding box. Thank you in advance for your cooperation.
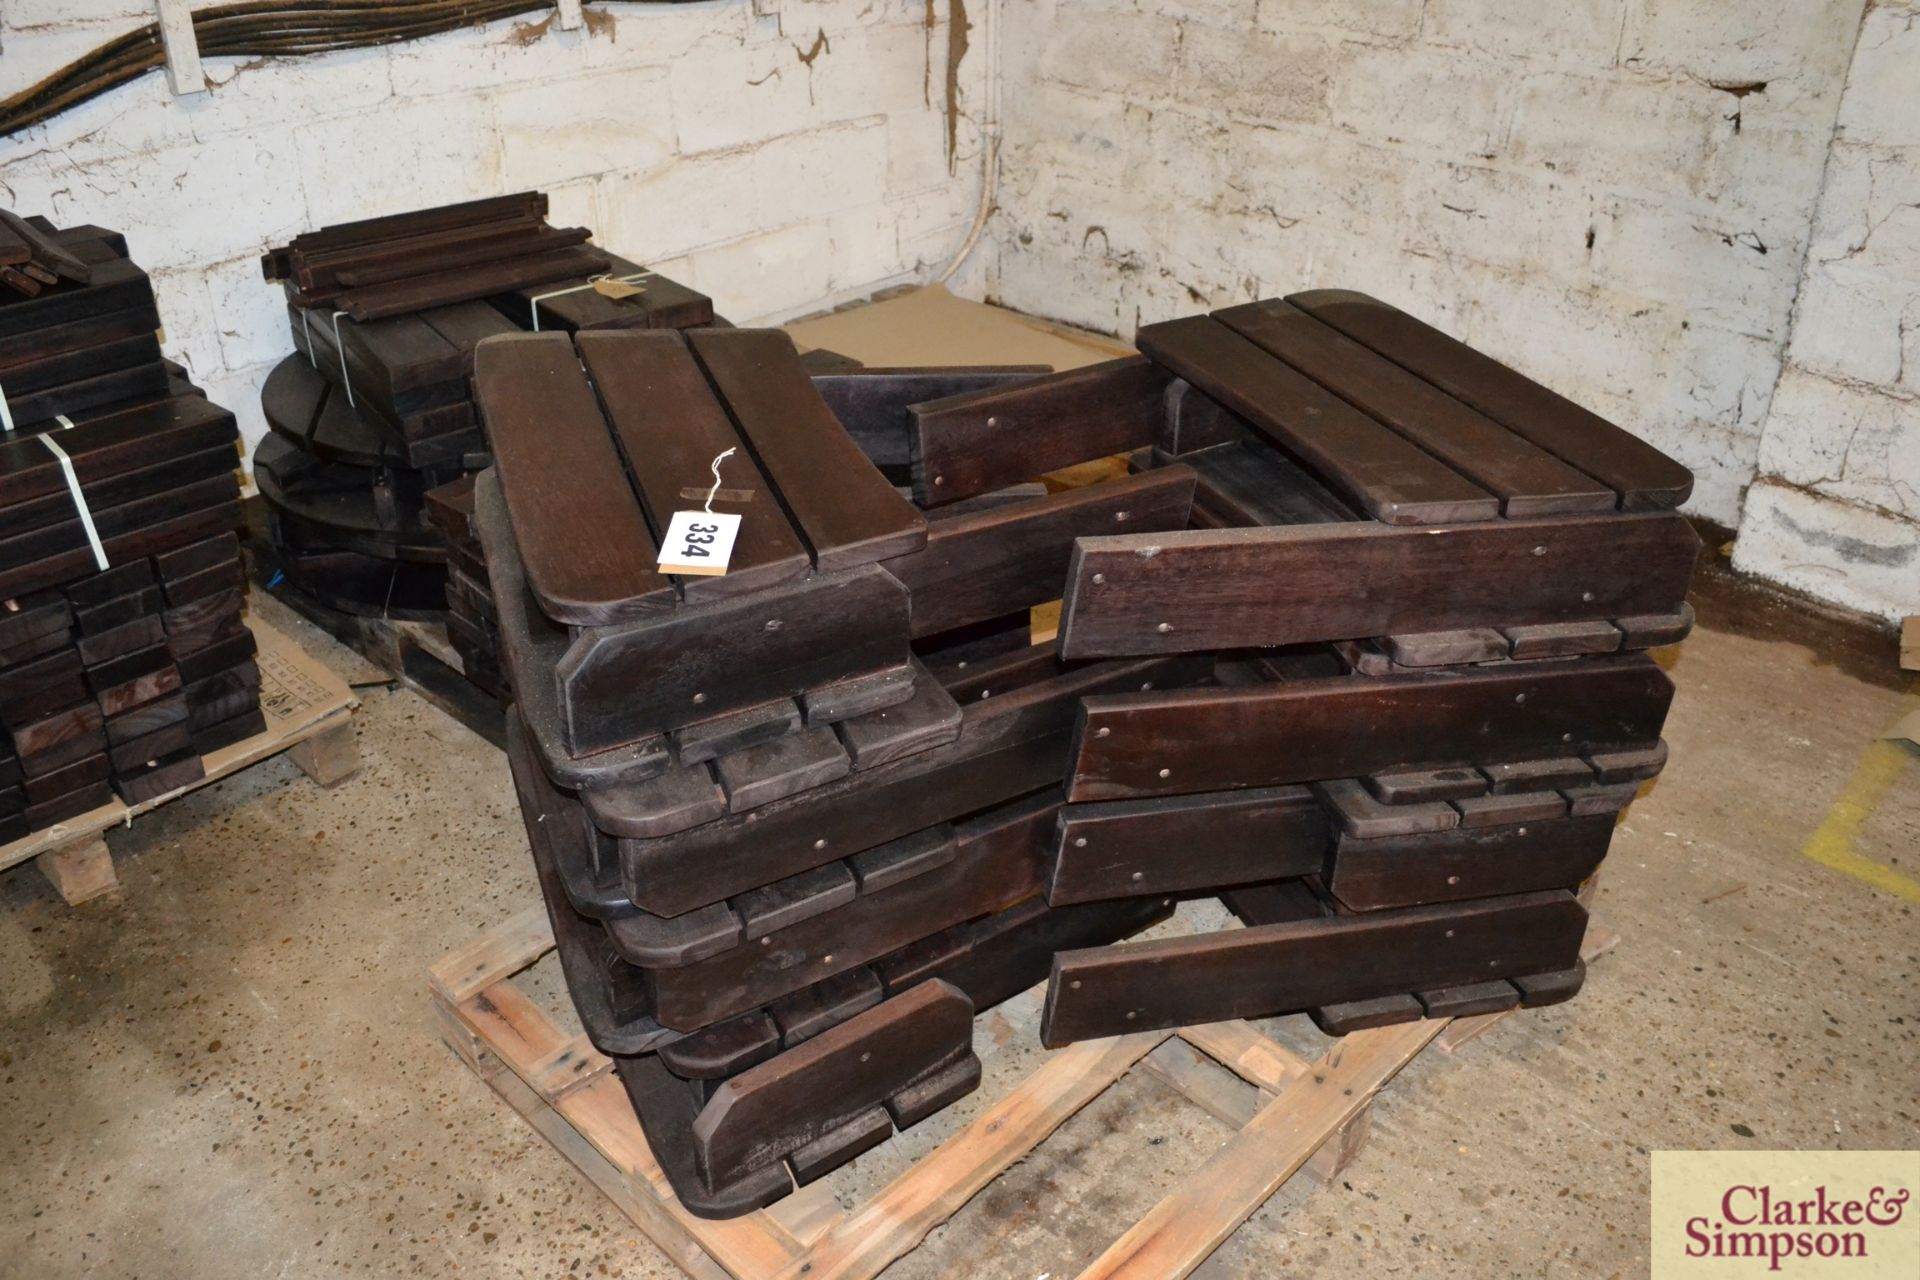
[0,612,360,905]
[431,906,1616,1279]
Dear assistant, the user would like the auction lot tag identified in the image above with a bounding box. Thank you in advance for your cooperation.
[657,510,741,576]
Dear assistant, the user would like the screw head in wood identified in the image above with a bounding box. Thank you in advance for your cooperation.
[1447,875,1460,885]
[1073,837,1087,847]
[1096,726,1111,738]
[933,475,945,486]
[1532,545,1546,556]
[813,838,828,850]
[1092,573,1106,585]
[693,692,707,704]
[1157,767,1171,779]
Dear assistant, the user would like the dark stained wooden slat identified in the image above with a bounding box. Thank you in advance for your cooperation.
[578,330,811,602]
[687,328,926,570]
[1214,299,1615,517]
[473,333,674,625]
[1326,813,1615,912]
[812,366,1050,468]
[1046,785,1328,905]
[1288,289,1694,510]
[907,356,1171,506]
[1067,655,1674,803]
[1039,890,1587,1046]
[1452,790,1570,827]
[1135,315,1496,525]
[1054,511,1700,659]
[691,980,974,1188]
[1181,438,1356,529]
[881,467,1197,640]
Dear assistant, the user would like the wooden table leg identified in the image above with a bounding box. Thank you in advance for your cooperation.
[288,721,360,788]
[37,838,118,905]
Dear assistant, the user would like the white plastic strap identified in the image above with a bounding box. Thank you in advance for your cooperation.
[330,310,355,407]
[40,422,109,571]
[301,309,316,367]
[0,379,13,435]
[528,271,654,331]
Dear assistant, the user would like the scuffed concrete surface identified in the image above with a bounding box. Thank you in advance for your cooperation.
[1,590,1915,1277]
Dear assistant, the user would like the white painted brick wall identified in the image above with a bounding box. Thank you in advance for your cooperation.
[1733,0,1920,620]
[0,0,985,451]
[982,0,1872,542]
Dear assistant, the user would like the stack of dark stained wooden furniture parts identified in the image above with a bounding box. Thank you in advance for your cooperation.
[257,192,713,628]
[478,290,1696,1219]
[0,217,252,839]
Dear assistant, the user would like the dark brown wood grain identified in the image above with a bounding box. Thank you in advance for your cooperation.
[1214,299,1615,517]
[687,328,927,570]
[811,366,1050,469]
[1040,889,1587,1045]
[882,467,1196,640]
[1326,813,1615,911]
[1055,511,1700,658]
[1046,786,1329,905]
[578,330,810,602]
[1135,314,1497,525]
[1066,655,1673,802]
[474,332,675,625]
[907,356,1171,505]
[1288,289,1694,510]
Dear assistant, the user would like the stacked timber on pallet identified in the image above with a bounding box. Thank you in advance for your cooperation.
[256,193,713,626]
[0,216,169,423]
[0,221,252,837]
[476,293,1696,1220]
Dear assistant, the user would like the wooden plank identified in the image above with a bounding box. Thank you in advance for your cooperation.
[1288,289,1694,510]
[1177,1022,1311,1093]
[1055,511,1700,658]
[1067,656,1673,802]
[1046,786,1328,905]
[1042,890,1586,1045]
[578,330,811,601]
[618,654,1195,917]
[35,836,118,904]
[884,467,1197,640]
[811,366,1049,468]
[1134,315,1496,525]
[688,328,927,570]
[427,904,552,1004]
[1325,813,1615,911]
[1073,1020,1443,1280]
[1214,300,1615,517]
[692,981,975,1186]
[475,332,675,624]
[769,1030,1169,1280]
[908,356,1171,505]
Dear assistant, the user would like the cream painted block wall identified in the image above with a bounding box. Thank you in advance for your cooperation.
[0,0,987,451]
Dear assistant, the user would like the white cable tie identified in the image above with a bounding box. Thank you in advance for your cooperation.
[0,379,13,435]
[704,447,736,513]
[330,310,355,407]
[39,431,108,571]
[302,309,316,367]
[528,271,654,332]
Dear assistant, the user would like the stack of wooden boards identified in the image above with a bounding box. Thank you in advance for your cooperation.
[477,292,1698,1218]
[0,216,170,424]
[257,193,714,626]
[423,474,507,702]
[0,223,252,837]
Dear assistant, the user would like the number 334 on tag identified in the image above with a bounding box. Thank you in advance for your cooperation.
[657,510,741,576]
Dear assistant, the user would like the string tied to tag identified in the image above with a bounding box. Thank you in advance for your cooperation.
[527,271,654,331]
[704,447,736,514]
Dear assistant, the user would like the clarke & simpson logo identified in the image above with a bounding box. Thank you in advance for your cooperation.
[1652,1151,1919,1278]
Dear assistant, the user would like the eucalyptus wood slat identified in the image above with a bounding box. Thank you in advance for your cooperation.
[579,330,810,601]
[1135,315,1496,525]
[1040,890,1587,1045]
[1289,289,1694,510]
[907,356,1171,505]
[1215,299,1615,517]
[474,332,675,625]
[1066,655,1673,802]
[1055,511,1700,658]
[688,328,926,570]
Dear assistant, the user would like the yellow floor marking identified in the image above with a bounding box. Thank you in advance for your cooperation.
[1801,715,1920,902]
